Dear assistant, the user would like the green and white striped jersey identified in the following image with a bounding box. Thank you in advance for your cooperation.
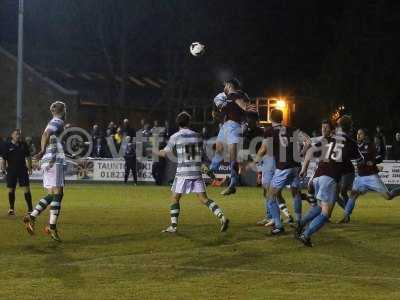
[41,117,66,167]
[164,128,202,179]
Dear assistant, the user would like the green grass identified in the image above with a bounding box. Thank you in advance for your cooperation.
[1,183,400,300]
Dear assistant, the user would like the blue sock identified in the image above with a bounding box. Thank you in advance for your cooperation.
[210,153,223,172]
[301,206,321,227]
[344,198,356,216]
[293,193,302,222]
[268,198,282,229]
[228,161,238,189]
[265,197,272,219]
[303,213,329,238]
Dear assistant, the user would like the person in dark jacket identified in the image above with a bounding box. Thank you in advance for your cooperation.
[92,138,107,158]
[391,132,400,160]
[124,141,137,184]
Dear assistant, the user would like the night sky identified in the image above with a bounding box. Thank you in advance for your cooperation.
[1,0,399,130]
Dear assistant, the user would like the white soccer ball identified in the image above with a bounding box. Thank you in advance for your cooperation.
[190,42,205,57]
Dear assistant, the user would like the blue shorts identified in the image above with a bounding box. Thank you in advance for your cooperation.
[352,174,388,194]
[216,120,242,145]
[261,156,275,188]
[340,172,355,190]
[271,167,300,190]
[312,176,337,204]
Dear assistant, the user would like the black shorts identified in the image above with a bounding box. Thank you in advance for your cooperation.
[6,168,30,188]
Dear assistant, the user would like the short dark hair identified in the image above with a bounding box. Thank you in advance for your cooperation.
[321,119,334,129]
[337,115,353,133]
[11,128,21,135]
[270,109,283,123]
[224,78,241,90]
[176,111,191,128]
[358,128,368,136]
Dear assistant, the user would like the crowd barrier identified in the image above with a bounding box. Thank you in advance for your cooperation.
[1,158,400,186]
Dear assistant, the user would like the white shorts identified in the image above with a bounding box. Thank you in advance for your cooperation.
[43,164,65,189]
[171,177,206,194]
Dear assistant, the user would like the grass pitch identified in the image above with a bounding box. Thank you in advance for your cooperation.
[0,183,400,300]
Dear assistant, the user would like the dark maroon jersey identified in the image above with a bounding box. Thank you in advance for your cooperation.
[221,91,249,123]
[264,124,301,170]
[314,133,362,181]
[357,141,380,176]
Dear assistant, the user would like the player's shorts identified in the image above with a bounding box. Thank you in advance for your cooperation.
[43,164,65,189]
[171,177,206,194]
[216,120,242,145]
[261,156,276,188]
[340,172,355,190]
[271,167,300,190]
[352,174,388,195]
[6,168,30,188]
[312,175,337,204]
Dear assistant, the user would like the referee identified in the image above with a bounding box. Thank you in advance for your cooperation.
[1,129,33,215]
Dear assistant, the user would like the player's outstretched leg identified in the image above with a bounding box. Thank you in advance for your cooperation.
[295,205,321,237]
[257,194,274,226]
[163,193,181,233]
[198,193,229,232]
[292,190,302,224]
[267,195,284,235]
[221,161,238,196]
[24,194,54,235]
[339,195,357,223]
[44,192,63,242]
[298,203,331,247]
[207,142,224,179]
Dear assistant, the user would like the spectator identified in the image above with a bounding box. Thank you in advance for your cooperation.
[391,132,400,160]
[105,128,113,138]
[91,124,102,140]
[124,139,137,185]
[121,118,134,137]
[375,125,387,157]
[113,127,124,151]
[25,137,36,156]
[107,121,117,135]
[142,124,152,156]
[164,120,171,138]
[374,136,386,162]
[137,119,146,134]
[120,136,131,156]
[92,137,107,158]
[151,120,162,135]
[152,142,166,185]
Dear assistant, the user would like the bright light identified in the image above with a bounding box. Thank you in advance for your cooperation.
[276,100,286,109]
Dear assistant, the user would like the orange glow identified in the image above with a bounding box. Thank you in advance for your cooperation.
[276,100,286,109]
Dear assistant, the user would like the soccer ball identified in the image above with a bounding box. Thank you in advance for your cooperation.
[190,42,205,57]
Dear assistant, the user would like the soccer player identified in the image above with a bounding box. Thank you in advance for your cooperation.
[255,126,294,227]
[336,126,356,210]
[159,111,229,233]
[254,109,303,235]
[339,128,400,223]
[206,78,257,196]
[23,101,67,242]
[1,129,33,215]
[296,116,362,247]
